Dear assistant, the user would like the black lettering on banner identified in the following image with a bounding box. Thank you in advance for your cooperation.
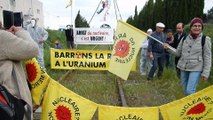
[55,61,60,67]
[114,33,126,42]
[107,53,111,59]
[51,97,81,119]
[77,30,86,35]
[90,36,104,41]
[81,53,92,59]
[95,53,104,59]
[55,52,59,58]
[117,114,143,120]
[31,75,45,88]
[129,37,135,45]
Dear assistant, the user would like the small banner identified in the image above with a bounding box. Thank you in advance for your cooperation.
[65,0,72,8]
[74,28,114,44]
[50,49,136,71]
[108,20,147,80]
[160,85,213,120]
[41,80,98,120]
[25,58,50,105]
[98,105,159,120]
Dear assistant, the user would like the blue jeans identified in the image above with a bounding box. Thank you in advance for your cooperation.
[148,52,164,79]
[180,70,201,95]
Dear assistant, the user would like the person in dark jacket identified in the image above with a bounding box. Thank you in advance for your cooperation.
[65,25,74,49]
[172,23,187,77]
[147,22,167,80]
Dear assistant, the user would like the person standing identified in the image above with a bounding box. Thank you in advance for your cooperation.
[172,23,187,77]
[147,22,166,80]
[164,18,212,95]
[140,28,153,76]
[65,25,74,49]
[0,25,39,119]
[165,29,174,68]
[27,18,48,70]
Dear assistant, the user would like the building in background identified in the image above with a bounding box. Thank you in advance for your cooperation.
[0,0,44,27]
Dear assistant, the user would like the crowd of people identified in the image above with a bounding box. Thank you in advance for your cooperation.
[140,17,212,96]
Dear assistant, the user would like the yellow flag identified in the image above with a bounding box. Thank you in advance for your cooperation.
[65,0,72,8]
[25,58,50,105]
[98,105,159,120]
[41,80,98,120]
[108,20,148,80]
[160,85,213,120]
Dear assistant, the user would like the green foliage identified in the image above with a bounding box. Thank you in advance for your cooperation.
[43,29,68,80]
[127,0,205,31]
[75,10,90,27]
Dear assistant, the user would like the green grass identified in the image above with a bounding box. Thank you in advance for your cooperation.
[60,71,120,106]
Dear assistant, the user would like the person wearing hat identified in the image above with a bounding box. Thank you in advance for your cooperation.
[26,18,48,70]
[147,22,167,80]
[164,17,212,95]
[54,41,62,49]
[140,28,153,76]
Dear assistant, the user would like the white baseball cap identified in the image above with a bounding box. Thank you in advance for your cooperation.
[147,28,153,32]
[156,22,165,28]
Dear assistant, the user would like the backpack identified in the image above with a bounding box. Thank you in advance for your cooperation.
[0,84,25,120]
[182,35,206,49]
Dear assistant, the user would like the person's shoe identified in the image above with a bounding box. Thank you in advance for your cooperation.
[147,77,152,81]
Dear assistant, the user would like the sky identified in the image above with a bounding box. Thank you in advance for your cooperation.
[39,0,212,30]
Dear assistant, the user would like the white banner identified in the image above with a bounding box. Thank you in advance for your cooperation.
[74,28,114,44]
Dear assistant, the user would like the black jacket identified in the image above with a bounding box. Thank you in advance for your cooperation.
[172,32,187,48]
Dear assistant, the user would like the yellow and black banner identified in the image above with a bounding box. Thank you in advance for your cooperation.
[41,80,98,120]
[98,105,159,120]
[50,48,136,71]
[160,85,213,120]
[25,58,51,105]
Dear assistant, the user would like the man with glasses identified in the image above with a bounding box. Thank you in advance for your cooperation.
[147,22,166,80]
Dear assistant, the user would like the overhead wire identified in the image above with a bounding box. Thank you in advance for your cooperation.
[88,0,103,25]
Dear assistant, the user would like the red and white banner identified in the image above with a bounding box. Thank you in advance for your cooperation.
[74,28,114,44]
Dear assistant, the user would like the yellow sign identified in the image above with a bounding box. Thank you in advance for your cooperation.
[50,49,136,71]
[98,105,159,120]
[108,21,147,80]
[25,58,50,105]
[41,80,98,120]
[160,85,213,120]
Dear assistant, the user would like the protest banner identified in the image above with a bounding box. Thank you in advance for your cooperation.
[108,21,147,80]
[74,28,114,44]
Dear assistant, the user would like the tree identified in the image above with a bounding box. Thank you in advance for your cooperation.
[207,7,213,20]
[75,10,90,27]
[126,0,206,31]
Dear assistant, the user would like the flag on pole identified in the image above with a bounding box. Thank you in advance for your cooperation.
[25,58,51,105]
[65,0,72,8]
[41,80,98,120]
[98,105,159,120]
[160,85,213,120]
[108,20,148,80]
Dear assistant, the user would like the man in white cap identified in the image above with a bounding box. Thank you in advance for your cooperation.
[147,22,166,80]
[140,28,153,76]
